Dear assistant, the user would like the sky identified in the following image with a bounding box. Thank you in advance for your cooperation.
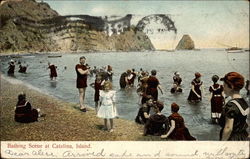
[43,0,249,49]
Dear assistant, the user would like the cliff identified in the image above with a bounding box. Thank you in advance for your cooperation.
[0,0,154,54]
[175,34,195,50]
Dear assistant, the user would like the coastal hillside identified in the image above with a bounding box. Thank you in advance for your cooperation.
[0,0,154,54]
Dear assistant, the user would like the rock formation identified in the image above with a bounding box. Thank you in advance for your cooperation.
[175,34,195,50]
[0,0,154,54]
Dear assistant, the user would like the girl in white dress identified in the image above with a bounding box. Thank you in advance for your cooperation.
[97,81,117,132]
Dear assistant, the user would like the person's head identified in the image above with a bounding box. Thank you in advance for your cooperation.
[10,59,14,64]
[141,71,146,76]
[171,102,179,113]
[18,92,26,101]
[126,69,131,74]
[145,96,154,106]
[212,75,219,83]
[151,70,157,76]
[107,65,112,71]
[174,72,180,76]
[195,72,201,79]
[132,68,135,72]
[153,101,164,112]
[103,81,112,91]
[79,56,86,65]
[220,72,245,96]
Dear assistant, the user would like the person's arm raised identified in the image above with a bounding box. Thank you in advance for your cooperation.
[77,68,89,75]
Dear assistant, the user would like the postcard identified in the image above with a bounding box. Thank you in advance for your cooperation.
[0,0,249,158]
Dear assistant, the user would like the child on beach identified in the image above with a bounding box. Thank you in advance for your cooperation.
[90,74,105,113]
[97,81,117,132]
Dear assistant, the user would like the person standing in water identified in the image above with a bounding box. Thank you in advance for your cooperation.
[245,80,250,96]
[48,62,57,80]
[8,59,15,75]
[119,70,131,88]
[75,56,90,112]
[146,70,163,101]
[173,72,182,86]
[219,72,249,141]
[18,62,28,73]
[187,72,203,103]
[171,72,182,93]
[107,65,113,81]
[209,75,225,124]
[90,74,105,113]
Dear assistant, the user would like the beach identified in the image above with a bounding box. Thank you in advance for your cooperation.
[0,76,164,141]
[1,50,249,141]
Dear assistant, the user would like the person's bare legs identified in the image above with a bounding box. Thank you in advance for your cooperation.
[78,88,86,109]
[104,119,108,130]
[95,101,98,113]
[109,119,114,132]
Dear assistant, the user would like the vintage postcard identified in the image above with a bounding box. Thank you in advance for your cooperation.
[0,0,249,158]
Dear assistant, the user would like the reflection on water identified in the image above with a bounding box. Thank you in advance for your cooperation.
[1,50,249,140]
[49,80,57,88]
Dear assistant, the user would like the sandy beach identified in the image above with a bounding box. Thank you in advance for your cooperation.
[0,76,162,141]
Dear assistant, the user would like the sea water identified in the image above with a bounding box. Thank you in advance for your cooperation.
[1,49,249,140]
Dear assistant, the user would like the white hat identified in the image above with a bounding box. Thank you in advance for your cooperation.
[10,59,14,62]
[174,72,180,75]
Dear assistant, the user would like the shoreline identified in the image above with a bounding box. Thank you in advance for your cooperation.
[0,76,162,141]
[0,50,156,57]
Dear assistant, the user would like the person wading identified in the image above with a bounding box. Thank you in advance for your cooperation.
[75,56,90,112]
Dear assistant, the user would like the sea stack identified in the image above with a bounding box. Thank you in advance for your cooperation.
[175,34,195,50]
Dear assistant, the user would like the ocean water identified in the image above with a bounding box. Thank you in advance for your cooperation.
[1,49,249,140]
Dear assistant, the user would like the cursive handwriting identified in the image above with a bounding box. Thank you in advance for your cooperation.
[5,149,29,157]
[202,147,246,159]
[32,149,57,157]
[4,149,57,157]
[3,146,248,158]
[63,148,105,158]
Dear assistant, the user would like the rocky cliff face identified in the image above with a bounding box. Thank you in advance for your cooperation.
[0,0,154,54]
[175,34,195,50]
